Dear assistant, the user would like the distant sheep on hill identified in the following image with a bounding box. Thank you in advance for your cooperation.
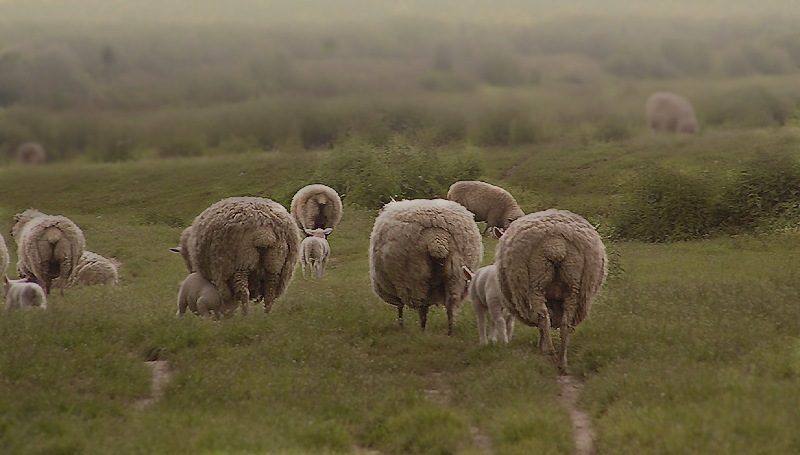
[447,181,524,236]
[16,142,47,165]
[191,197,302,315]
[369,199,482,335]
[495,209,606,372]
[646,92,698,134]
[290,184,343,234]
[12,209,85,295]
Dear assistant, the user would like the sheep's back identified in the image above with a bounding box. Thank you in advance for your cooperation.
[291,184,343,230]
[447,181,522,224]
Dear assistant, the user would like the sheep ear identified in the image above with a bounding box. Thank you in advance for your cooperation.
[461,266,474,281]
[169,247,182,253]
[303,229,314,236]
[322,228,333,236]
[492,226,505,238]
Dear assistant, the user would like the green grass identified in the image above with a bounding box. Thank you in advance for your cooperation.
[2,133,800,454]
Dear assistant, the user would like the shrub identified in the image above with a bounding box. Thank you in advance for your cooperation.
[317,137,482,209]
[701,86,794,128]
[613,164,722,242]
[157,136,204,158]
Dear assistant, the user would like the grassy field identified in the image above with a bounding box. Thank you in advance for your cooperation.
[1,134,799,454]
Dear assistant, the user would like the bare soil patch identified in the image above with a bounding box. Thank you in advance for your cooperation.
[557,374,595,455]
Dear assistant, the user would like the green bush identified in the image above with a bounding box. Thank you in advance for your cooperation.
[720,152,800,230]
[613,164,722,242]
[701,86,794,127]
[317,137,482,209]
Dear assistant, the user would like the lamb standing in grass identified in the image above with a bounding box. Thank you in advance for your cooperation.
[369,199,482,335]
[290,184,343,234]
[192,197,301,315]
[12,209,85,295]
[645,92,698,134]
[0,233,9,277]
[3,276,47,309]
[301,228,332,279]
[463,264,515,344]
[176,272,234,319]
[447,181,525,236]
[495,209,606,372]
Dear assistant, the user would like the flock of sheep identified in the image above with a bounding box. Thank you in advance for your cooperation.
[1,181,607,371]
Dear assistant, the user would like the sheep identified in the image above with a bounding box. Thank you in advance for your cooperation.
[176,272,235,319]
[447,181,525,236]
[463,264,515,344]
[191,197,301,315]
[645,92,698,134]
[16,142,47,165]
[169,226,197,273]
[290,184,343,234]
[53,251,120,288]
[0,233,9,278]
[495,209,606,373]
[3,276,47,310]
[301,228,332,279]
[369,198,483,335]
[11,209,85,295]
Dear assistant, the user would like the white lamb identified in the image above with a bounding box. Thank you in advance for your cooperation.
[463,264,515,344]
[3,276,47,310]
[369,199,483,335]
[495,209,606,372]
[176,272,234,319]
[301,228,332,279]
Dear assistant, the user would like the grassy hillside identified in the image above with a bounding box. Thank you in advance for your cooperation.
[1,143,799,453]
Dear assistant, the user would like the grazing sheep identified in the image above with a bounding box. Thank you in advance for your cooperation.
[447,181,525,236]
[645,92,698,134]
[3,276,47,309]
[463,264,515,344]
[169,226,197,273]
[192,197,301,315]
[176,272,234,319]
[495,209,606,372]
[0,233,9,277]
[290,184,343,233]
[369,199,483,335]
[53,251,120,288]
[301,228,332,279]
[16,142,47,165]
[12,209,85,295]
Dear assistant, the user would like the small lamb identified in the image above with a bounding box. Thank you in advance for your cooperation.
[301,228,332,280]
[3,276,47,310]
[176,273,232,319]
[463,264,515,344]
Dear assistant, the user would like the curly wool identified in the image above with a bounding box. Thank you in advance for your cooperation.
[646,92,698,134]
[12,209,85,295]
[69,251,119,287]
[447,181,525,234]
[192,197,302,313]
[290,184,343,231]
[369,198,483,334]
[0,233,9,277]
[495,209,606,371]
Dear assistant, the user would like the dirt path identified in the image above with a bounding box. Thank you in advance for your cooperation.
[133,360,173,410]
[424,371,494,454]
[557,374,595,455]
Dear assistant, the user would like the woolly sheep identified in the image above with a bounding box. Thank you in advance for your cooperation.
[176,272,235,319]
[169,226,197,273]
[369,199,483,335]
[16,142,47,165]
[645,92,698,134]
[463,264,515,344]
[192,197,301,315]
[0,233,8,278]
[12,209,85,295]
[3,276,47,310]
[495,209,606,372]
[290,184,343,233]
[53,251,120,288]
[447,181,525,236]
[301,228,332,279]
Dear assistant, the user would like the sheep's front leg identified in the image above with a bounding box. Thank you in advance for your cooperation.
[231,270,250,316]
[419,305,429,331]
[397,304,404,328]
[558,295,579,374]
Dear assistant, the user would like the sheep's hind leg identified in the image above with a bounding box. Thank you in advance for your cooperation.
[532,296,555,358]
[397,304,404,328]
[419,305,429,332]
[558,295,579,374]
[231,270,250,316]
[473,301,487,344]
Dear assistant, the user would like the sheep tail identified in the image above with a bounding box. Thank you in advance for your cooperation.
[422,228,450,260]
[541,235,568,264]
[250,229,278,249]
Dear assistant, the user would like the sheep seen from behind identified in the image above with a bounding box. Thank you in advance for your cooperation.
[370,199,483,335]
[16,142,47,165]
[495,209,606,373]
[301,228,332,279]
[290,184,343,233]
[463,264,515,344]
